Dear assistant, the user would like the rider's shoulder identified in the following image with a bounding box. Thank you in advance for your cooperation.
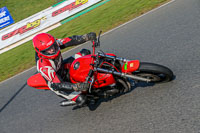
[38,58,52,66]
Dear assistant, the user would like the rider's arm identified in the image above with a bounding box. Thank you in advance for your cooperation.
[39,65,80,91]
[37,59,73,90]
[37,59,88,92]
[57,32,96,49]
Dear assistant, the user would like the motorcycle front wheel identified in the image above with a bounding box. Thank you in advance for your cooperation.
[133,62,174,83]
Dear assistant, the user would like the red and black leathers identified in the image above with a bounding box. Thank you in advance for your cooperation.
[35,33,96,100]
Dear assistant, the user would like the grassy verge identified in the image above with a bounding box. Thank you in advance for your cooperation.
[0,0,170,82]
[0,0,56,23]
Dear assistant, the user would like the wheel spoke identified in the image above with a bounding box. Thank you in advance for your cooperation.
[136,73,162,82]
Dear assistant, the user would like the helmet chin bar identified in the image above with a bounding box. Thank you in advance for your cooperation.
[36,49,61,59]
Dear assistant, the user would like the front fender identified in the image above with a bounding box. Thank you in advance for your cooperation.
[122,60,140,73]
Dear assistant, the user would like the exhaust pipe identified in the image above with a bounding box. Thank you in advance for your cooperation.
[96,88,119,98]
[60,100,76,106]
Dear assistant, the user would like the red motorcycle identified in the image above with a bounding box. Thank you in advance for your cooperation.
[27,31,174,106]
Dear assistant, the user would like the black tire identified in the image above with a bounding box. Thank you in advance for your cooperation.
[133,62,174,83]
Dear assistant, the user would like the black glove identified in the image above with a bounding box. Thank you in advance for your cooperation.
[50,82,73,91]
[86,32,96,41]
[72,83,90,92]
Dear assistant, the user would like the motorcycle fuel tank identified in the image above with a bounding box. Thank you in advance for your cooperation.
[69,55,116,88]
[69,55,92,83]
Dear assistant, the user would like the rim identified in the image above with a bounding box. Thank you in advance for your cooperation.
[136,73,166,82]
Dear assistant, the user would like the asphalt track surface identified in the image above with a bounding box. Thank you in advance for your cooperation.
[0,0,200,132]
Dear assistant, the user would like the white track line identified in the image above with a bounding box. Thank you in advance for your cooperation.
[0,0,175,84]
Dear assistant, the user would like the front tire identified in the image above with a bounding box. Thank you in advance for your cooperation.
[133,62,174,83]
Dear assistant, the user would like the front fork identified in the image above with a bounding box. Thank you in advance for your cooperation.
[96,53,151,82]
[96,67,151,82]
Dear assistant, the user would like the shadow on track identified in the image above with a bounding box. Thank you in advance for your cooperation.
[0,82,27,113]
[0,71,39,113]
[72,82,155,111]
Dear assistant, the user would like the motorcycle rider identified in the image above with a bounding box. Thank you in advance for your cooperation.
[32,32,96,106]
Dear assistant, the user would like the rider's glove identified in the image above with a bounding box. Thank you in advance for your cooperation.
[72,83,90,92]
[86,32,96,41]
[50,82,89,92]
[50,82,73,91]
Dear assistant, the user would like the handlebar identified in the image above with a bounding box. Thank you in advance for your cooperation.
[86,31,102,92]
[93,30,102,47]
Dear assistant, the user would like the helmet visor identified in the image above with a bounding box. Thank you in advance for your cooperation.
[41,41,59,56]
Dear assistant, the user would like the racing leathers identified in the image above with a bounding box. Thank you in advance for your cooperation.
[35,33,96,105]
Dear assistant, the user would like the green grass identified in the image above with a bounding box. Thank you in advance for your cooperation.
[0,0,170,82]
[0,0,56,23]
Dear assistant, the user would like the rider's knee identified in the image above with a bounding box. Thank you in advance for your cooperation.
[74,49,91,59]
[80,49,91,56]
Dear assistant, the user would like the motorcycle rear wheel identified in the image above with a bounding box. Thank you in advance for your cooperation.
[133,62,174,83]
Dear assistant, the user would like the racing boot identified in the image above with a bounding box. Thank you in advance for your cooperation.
[75,94,87,107]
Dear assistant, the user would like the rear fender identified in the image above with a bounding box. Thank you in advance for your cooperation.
[27,73,50,90]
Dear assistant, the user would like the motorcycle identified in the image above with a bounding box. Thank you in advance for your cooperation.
[27,31,174,107]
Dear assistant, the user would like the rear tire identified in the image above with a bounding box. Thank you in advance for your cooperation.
[133,62,174,83]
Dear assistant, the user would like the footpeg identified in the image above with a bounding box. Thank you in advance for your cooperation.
[60,100,76,106]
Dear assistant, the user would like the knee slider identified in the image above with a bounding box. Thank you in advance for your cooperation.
[80,49,91,56]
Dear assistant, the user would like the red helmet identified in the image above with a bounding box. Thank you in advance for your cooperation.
[33,33,60,59]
